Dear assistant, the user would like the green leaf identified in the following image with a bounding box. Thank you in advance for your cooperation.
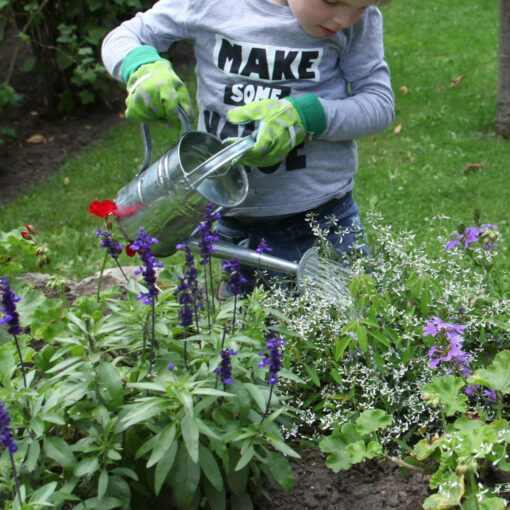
[147,424,176,468]
[98,362,124,408]
[154,440,178,496]
[304,364,321,387]
[422,472,464,509]
[80,497,124,510]
[29,481,57,504]
[25,439,41,472]
[244,383,267,413]
[422,374,468,416]
[266,451,294,493]
[43,437,76,469]
[74,457,99,477]
[324,449,352,472]
[355,409,392,436]
[181,415,199,463]
[335,336,351,360]
[168,443,201,506]
[266,433,300,459]
[97,469,109,499]
[235,444,254,472]
[345,440,367,464]
[202,477,226,510]
[199,444,224,492]
[355,325,368,351]
[469,350,510,394]
[118,400,163,430]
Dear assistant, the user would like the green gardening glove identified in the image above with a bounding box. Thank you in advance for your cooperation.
[121,46,193,140]
[226,94,327,167]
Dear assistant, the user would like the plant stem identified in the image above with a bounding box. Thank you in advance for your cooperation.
[203,264,211,331]
[208,259,216,315]
[12,335,27,388]
[9,450,22,506]
[149,301,156,373]
[231,295,238,334]
[260,384,274,425]
[114,258,129,283]
[96,251,108,301]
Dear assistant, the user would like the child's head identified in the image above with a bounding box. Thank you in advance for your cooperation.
[281,0,393,38]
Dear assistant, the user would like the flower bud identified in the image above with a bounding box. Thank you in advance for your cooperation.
[21,231,32,240]
[25,224,36,235]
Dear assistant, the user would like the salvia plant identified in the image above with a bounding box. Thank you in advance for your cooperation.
[0,204,508,509]
[0,203,299,509]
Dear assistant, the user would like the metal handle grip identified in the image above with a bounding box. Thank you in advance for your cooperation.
[138,105,192,175]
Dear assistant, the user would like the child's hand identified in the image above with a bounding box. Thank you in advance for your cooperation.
[226,99,306,167]
[125,60,193,136]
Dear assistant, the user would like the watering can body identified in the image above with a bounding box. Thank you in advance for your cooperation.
[115,122,252,258]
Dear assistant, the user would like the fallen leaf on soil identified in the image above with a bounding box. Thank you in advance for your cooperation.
[26,134,47,144]
[371,155,377,163]
[398,86,408,95]
[462,162,485,173]
[450,75,465,88]
[393,124,403,135]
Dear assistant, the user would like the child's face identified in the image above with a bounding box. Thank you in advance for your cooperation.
[283,0,373,38]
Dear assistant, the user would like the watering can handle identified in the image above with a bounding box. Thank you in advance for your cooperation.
[138,105,192,175]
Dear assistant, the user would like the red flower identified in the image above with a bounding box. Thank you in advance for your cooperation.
[125,244,139,257]
[89,200,119,219]
[21,231,32,240]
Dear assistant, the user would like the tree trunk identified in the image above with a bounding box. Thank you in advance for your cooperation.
[495,0,510,138]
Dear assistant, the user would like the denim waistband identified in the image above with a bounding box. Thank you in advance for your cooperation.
[219,192,354,233]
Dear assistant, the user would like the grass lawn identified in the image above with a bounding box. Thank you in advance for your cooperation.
[0,0,507,279]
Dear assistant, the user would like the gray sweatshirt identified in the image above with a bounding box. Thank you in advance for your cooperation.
[102,0,394,217]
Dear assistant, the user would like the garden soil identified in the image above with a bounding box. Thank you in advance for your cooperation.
[1,35,432,509]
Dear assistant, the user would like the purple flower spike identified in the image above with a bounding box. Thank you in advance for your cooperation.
[0,403,17,454]
[222,256,247,296]
[215,349,236,384]
[197,203,221,265]
[0,278,22,337]
[95,229,122,260]
[256,238,272,254]
[131,228,164,305]
[259,337,288,386]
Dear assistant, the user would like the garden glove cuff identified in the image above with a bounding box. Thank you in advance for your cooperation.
[122,46,193,140]
[226,94,326,167]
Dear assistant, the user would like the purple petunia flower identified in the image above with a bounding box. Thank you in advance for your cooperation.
[215,349,236,384]
[130,228,164,305]
[445,224,499,252]
[0,278,22,337]
[0,403,17,454]
[95,229,122,260]
[256,238,272,255]
[423,317,471,370]
[222,256,247,296]
[259,337,288,385]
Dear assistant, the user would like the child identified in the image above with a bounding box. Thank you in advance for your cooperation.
[102,0,395,292]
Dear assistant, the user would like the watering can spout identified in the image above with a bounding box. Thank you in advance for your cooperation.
[187,237,299,275]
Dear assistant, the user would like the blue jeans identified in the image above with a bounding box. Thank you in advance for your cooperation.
[216,192,368,293]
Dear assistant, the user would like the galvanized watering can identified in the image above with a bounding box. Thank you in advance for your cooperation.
[115,112,252,257]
